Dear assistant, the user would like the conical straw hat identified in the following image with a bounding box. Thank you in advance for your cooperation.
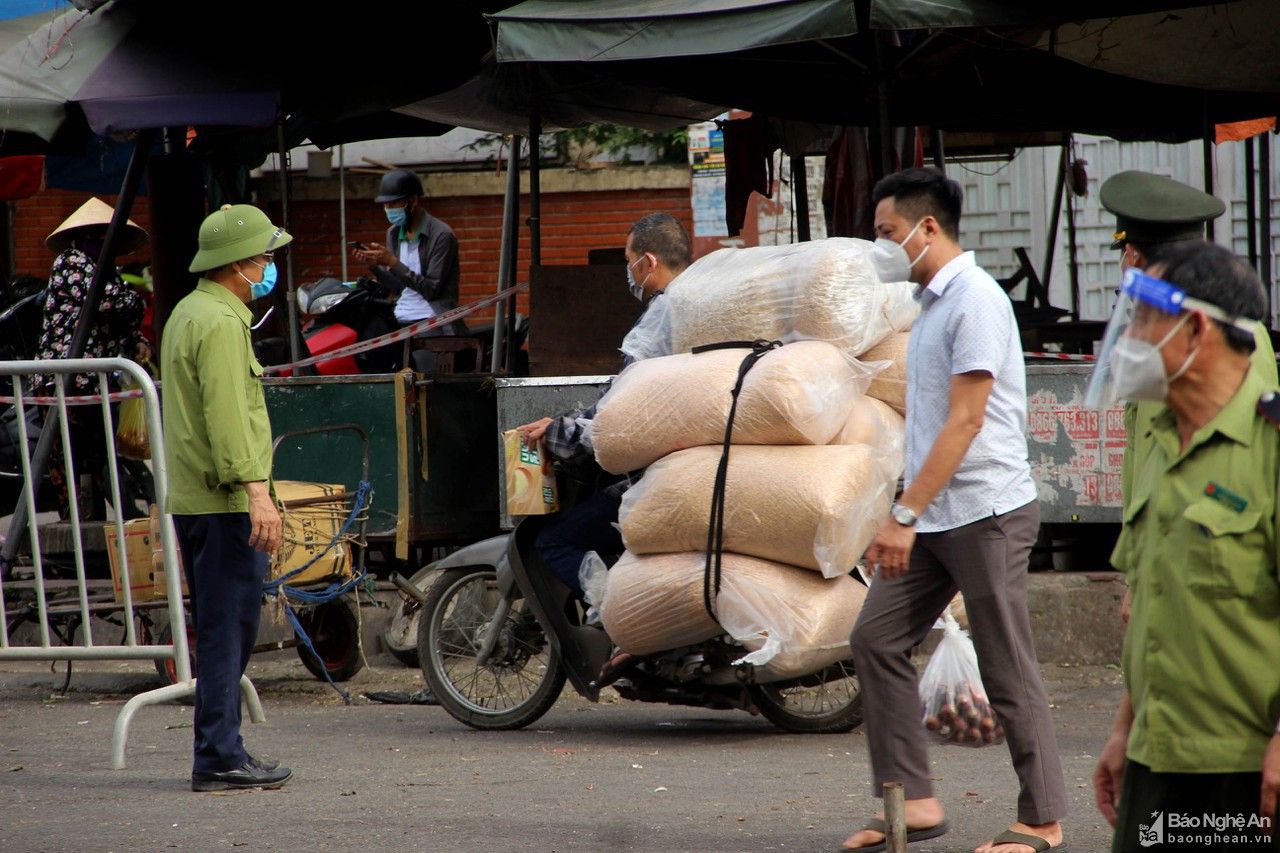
[45,197,148,256]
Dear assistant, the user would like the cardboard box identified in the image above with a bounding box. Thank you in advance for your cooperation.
[104,518,156,603]
[103,509,186,603]
[271,481,354,586]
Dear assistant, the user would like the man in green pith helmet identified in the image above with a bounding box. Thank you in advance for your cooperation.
[162,203,293,792]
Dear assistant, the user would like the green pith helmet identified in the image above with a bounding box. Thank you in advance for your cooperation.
[189,204,293,273]
[1099,170,1226,250]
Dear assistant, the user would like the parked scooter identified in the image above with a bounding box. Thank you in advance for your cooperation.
[414,515,865,734]
[297,276,530,378]
[299,277,402,375]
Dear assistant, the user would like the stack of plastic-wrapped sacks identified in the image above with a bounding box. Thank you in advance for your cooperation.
[585,237,915,682]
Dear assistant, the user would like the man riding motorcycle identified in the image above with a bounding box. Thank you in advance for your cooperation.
[515,213,692,604]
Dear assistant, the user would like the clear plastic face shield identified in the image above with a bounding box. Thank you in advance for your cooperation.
[1085,268,1257,407]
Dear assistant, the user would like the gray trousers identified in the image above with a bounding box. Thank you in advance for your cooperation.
[849,500,1068,824]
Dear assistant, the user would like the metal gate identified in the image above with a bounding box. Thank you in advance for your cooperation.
[0,358,263,769]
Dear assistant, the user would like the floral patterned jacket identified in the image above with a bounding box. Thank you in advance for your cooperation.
[32,248,147,396]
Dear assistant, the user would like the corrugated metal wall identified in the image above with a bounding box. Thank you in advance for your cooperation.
[961,134,1279,323]
[766,133,1279,324]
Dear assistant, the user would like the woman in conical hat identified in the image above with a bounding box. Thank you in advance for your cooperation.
[32,197,152,520]
[33,197,151,394]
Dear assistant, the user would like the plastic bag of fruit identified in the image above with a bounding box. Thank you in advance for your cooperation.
[918,612,1004,748]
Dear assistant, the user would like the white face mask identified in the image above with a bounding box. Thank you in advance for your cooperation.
[626,255,651,301]
[1110,313,1196,401]
[871,218,930,283]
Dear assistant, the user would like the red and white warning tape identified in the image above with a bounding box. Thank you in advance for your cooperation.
[0,284,527,406]
[1023,351,1097,362]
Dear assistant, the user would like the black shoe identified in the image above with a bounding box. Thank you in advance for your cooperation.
[191,762,293,792]
[246,753,280,772]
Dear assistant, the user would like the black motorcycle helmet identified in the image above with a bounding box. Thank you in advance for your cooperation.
[374,169,424,204]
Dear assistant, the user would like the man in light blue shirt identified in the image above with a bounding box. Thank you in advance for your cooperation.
[844,169,1067,853]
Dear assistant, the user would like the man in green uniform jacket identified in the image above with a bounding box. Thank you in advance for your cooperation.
[162,204,293,792]
[1101,170,1277,624]
[1091,242,1280,852]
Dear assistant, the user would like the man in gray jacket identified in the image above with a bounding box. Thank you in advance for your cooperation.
[353,169,466,336]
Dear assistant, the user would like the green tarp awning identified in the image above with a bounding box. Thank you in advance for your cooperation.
[490,0,1227,62]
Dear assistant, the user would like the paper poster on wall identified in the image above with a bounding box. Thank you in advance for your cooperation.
[688,117,728,238]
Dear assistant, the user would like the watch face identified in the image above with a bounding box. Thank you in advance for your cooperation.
[893,505,916,525]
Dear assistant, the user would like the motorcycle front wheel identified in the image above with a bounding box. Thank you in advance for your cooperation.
[418,566,566,731]
[748,660,864,734]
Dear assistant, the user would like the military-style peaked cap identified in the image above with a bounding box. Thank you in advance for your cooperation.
[1100,170,1226,250]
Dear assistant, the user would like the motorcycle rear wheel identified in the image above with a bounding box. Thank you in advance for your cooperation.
[749,660,864,734]
[419,566,566,730]
[382,564,442,668]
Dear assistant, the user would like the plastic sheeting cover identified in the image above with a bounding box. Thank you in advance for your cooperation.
[619,444,893,578]
[622,238,915,362]
[862,331,909,416]
[592,340,876,475]
[599,549,867,682]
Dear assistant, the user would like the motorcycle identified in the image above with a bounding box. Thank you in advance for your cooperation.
[298,277,402,375]
[295,276,530,378]
[413,513,865,734]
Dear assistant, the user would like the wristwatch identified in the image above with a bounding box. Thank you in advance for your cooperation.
[891,502,919,527]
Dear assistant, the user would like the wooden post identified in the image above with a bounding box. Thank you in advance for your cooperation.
[883,782,908,853]
[791,155,811,242]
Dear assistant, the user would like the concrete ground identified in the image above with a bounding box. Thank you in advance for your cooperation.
[0,643,1125,853]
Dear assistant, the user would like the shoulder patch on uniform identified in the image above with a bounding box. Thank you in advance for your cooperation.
[1257,390,1280,429]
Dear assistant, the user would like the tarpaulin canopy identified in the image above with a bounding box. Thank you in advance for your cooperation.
[490,0,1230,62]
[483,0,1276,142]
[1021,0,1280,96]
[396,59,725,135]
[0,0,501,155]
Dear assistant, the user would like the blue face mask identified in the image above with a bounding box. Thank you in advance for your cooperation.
[385,206,407,227]
[239,260,277,300]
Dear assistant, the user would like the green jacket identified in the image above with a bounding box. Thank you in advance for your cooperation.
[160,280,272,515]
[1113,360,1280,773]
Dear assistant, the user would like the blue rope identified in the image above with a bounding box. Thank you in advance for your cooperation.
[262,480,373,704]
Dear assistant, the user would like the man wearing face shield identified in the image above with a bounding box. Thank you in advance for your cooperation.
[1099,171,1277,627]
[1101,170,1276,383]
[846,168,1068,853]
[352,169,466,337]
[515,213,691,607]
[1085,242,1280,851]
[163,204,293,791]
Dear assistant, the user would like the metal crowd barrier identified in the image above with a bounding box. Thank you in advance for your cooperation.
[0,358,264,769]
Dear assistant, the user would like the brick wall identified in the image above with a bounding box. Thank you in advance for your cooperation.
[12,190,154,277]
[280,186,694,323]
[10,185,693,326]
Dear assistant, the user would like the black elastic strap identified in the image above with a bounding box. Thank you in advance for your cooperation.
[701,339,783,621]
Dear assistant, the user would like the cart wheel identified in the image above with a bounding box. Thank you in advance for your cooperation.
[296,600,364,682]
[154,620,197,688]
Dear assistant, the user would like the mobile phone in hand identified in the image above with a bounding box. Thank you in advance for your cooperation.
[348,240,366,250]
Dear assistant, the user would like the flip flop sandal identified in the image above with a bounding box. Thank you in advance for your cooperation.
[839,817,951,852]
[987,829,1068,852]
